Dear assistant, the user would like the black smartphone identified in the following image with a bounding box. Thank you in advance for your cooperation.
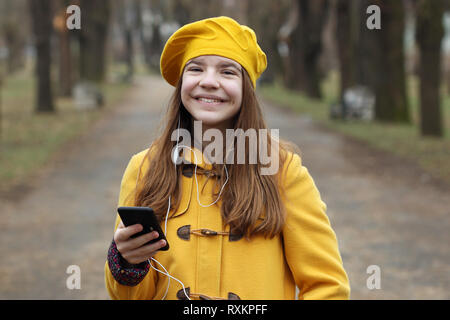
[117,206,169,251]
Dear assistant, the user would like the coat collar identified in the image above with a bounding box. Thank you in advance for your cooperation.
[180,146,214,170]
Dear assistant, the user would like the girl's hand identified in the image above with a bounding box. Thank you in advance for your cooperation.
[114,221,167,265]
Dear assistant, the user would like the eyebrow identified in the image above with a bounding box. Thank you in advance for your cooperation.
[185,59,242,71]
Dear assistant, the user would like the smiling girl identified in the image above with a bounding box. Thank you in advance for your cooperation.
[182,55,242,133]
[104,16,350,300]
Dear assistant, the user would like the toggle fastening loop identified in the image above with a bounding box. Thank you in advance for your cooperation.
[177,225,243,241]
[177,287,241,300]
[191,228,227,237]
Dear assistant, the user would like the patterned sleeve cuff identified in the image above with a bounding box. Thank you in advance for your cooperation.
[107,239,150,286]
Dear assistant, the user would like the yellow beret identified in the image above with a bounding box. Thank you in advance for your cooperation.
[160,16,267,88]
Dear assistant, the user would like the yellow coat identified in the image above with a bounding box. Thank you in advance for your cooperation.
[104,146,350,300]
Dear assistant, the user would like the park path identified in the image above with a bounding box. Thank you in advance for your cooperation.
[1,74,449,299]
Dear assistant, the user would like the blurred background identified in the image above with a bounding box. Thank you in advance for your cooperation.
[0,0,449,192]
[0,0,449,300]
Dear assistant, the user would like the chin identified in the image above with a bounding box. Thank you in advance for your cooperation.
[193,113,227,127]
[197,119,225,128]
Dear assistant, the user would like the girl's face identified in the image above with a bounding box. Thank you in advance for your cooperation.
[181,55,243,131]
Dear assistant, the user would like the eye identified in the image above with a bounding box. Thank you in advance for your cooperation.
[222,69,237,76]
[187,67,202,72]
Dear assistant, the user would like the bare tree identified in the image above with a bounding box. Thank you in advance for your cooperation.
[285,0,330,99]
[336,0,357,100]
[114,0,136,81]
[246,0,291,84]
[349,0,410,123]
[0,0,29,74]
[53,0,74,97]
[29,0,55,113]
[170,0,192,25]
[416,0,445,136]
[79,0,111,83]
[373,0,410,122]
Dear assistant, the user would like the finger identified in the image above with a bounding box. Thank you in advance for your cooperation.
[115,223,142,242]
[123,239,167,263]
[120,231,160,253]
[124,240,166,264]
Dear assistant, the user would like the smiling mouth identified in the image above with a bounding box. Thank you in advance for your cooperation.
[195,97,227,104]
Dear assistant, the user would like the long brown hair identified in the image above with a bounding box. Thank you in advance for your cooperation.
[133,69,300,239]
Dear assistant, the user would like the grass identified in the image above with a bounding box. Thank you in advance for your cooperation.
[258,72,450,184]
[0,61,134,192]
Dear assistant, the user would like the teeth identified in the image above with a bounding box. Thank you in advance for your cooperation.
[198,97,222,103]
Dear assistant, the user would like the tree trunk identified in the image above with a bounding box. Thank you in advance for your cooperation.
[79,0,110,82]
[124,28,134,80]
[416,0,444,137]
[135,0,152,69]
[53,0,73,97]
[246,0,290,85]
[336,0,357,100]
[123,0,136,81]
[149,22,163,71]
[58,30,72,96]
[354,0,410,122]
[354,0,379,89]
[172,0,191,26]
[29,0,54,113]
[286,0,329,99]
[370,0,410,123]
[4,24,26,74]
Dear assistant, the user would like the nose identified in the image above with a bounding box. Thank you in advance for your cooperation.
[198,68,219,89]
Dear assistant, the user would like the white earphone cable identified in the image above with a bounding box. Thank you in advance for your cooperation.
[150,116,229,300]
